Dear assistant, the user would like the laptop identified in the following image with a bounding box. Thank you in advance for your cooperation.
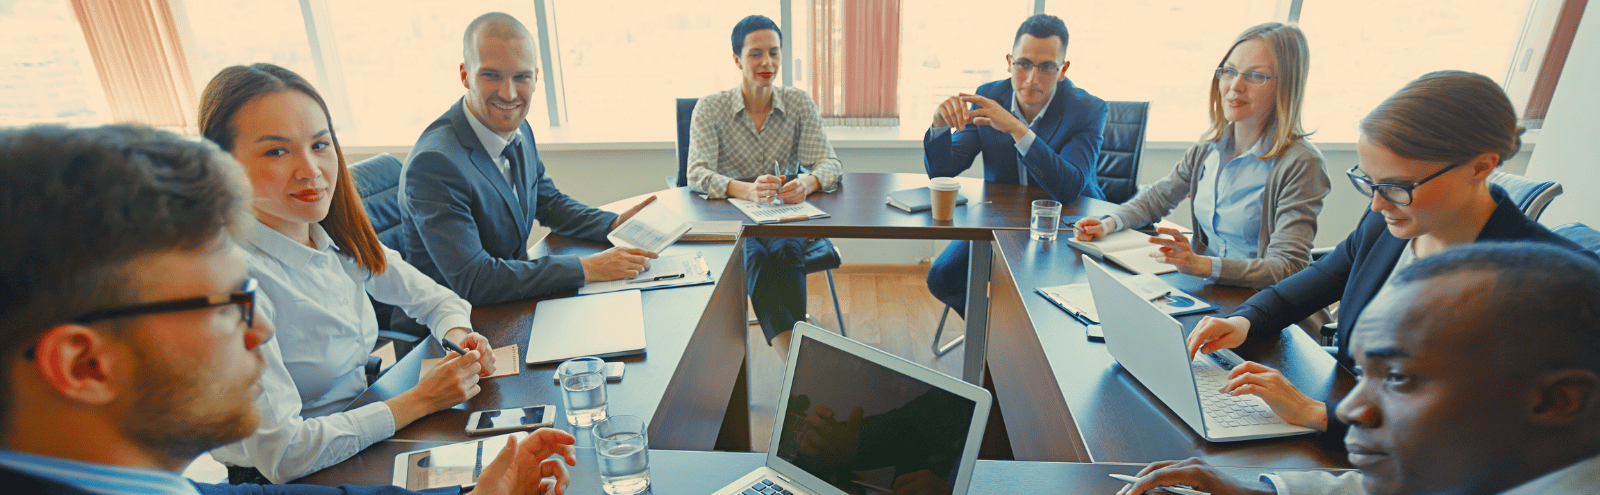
[712,323,991,495]
[1084,257,1315,442]
[523,290,646,365]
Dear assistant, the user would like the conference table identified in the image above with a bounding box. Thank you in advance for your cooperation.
[295,172,1351,487]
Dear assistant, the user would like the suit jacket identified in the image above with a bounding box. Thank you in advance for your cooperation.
[400,100,618,306]
[1230,184,1595,447]
[0,464,456,495]
[923,78,1108,202]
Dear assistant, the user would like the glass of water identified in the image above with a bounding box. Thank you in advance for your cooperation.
[594,415,651,495]
[1031,199,1062,241]
[556,357,608,427]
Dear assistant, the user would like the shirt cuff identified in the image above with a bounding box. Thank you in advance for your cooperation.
[433,314,474,340]
[352,401,399,443]
[927,126,952,141]
[1259,473,1295,495]
[1206,256,1224,282]
[1014,129,1038,156]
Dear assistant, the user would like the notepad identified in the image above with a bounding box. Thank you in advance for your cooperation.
[1038,275,1217,341]
[524,291,647,365]
[607,202,691,253]
[420,343,521,379]
[727,198,830,223]
[678,221,741,242]
[885,187,968,213]
[1067,229,1177,275]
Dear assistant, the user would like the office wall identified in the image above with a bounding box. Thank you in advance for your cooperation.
[351,142,1532,265]
[1525,3,1600,228]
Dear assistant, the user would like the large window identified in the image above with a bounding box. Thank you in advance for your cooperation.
[898,0,1033,129]
[0,0,109,127]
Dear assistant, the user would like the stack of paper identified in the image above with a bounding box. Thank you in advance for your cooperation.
[679,221,741,242]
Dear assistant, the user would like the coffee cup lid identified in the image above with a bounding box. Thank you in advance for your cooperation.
[929,177,961,191]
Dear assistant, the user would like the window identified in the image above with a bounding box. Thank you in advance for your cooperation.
[0,0,111,127]
[898,0,1033,129]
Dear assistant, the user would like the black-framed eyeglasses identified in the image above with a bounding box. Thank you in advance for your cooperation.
[1215,67,1275,85]
[24,278,257,360]
[1012,60,1062,74]
[1346,162,1466,206]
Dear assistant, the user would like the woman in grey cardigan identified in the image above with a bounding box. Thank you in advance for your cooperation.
[1075,22,1329,289]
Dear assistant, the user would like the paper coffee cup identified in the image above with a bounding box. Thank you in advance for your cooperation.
[929,177,961,221]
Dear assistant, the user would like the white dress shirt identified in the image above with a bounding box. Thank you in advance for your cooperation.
[209,221,473,483]
[463,104,523,198]
[1262,453,1600,494]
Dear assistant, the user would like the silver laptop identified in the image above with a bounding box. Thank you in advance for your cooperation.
[1084,257,1315,442]
[712,323,991,495]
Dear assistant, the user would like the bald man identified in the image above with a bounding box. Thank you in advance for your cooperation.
[400,12,656,310]
[1119,242,1600,495]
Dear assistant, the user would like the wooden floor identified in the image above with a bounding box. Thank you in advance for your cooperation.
[744,264,966,451]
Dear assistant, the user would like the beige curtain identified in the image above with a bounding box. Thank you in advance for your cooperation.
[69,0,196,127]
[808,0,901,125]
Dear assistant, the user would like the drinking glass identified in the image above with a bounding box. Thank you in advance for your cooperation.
[556,357,608,427]
[594,415,651,495]
[1031,199,1062,241]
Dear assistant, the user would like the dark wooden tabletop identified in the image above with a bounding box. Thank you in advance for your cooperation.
[985,229,1356,469]
[296,443,1341,492]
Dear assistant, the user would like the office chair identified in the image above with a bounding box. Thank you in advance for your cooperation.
[350,153,424,380]
[1554,223,1600,258]
[933,102,1153,356]
[670,97,848,335]
[1489,171,1563,222]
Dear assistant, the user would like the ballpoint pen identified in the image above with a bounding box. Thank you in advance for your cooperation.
[1108,474,1211,495]
[1148,290,1172,302]
[627,273,686,284]
[441,337,468,355]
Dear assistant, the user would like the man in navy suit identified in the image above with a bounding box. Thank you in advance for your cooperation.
[0,125,575,494]
[401,12,656,306]
[923,14,1108,316]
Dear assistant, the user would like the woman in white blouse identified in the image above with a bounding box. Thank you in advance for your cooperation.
[199,64,498,483]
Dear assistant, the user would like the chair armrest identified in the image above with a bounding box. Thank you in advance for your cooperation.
[377,330,422,345]
[1310,246,1335,261]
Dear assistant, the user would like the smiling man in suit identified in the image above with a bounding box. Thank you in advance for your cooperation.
[922,13,1108,317]
[401,12,656,307]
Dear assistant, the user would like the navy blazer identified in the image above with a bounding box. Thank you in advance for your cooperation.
[0,464,457,495]
[400,100,618,306]
[923,78,1107,202]
[1230,185,1594,449]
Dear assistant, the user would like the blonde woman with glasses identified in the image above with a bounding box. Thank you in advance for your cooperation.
[1075,22,1329,289]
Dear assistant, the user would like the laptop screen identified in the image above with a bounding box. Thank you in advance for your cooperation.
[773,337,978,494]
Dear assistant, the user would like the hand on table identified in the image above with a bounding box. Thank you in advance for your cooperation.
[1221,361,1329,430]
[387,348,483,427]
[582,247,658,282]
[444,328,497,377]
[1186,316,1251,360]
[475,428,579,495]
[1073,216,1117,241]
[1148,227,1213,278]
[1118,458,1275,495]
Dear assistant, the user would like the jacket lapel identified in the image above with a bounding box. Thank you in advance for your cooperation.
[1030,78,1073,154]
[449,101,530,230]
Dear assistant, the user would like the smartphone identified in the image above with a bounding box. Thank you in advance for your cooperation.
[465,405,555,436]
[552,362,625,384]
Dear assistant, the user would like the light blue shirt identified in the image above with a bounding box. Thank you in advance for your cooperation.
[925,87,1056,186]
[0,449,199,495]
[1193,128,1271,281]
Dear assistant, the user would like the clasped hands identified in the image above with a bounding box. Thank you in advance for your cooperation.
[744,172,816,204]
[931,93,1029,141]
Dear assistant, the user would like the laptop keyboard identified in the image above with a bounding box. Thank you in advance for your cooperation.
[741,478,794,495]
[1192,355,1285,429]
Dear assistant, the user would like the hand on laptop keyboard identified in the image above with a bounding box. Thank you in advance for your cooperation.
[1219,361,1329,430]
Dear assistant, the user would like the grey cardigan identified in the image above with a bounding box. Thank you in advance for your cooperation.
[1107,138,1331,289]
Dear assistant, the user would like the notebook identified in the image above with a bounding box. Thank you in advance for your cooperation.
[607,202,691,253]
[678,221,742,242]
[1067,229,1177,275]
[728,198,830,224]
[523,291,646,365]
[885,187,968,213]
[420,344,521,379]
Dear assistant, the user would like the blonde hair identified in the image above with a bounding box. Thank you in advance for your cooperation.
[1200,22,1311,159]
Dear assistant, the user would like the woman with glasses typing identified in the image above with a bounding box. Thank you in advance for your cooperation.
[1183,70,1593,444]
[199,64,500,483]
[1074,23,1329,289]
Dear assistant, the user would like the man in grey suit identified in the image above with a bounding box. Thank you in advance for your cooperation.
[401,12,655,306]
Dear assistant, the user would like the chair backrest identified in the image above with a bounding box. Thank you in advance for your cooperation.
[1489,171,1563,222]
[1097,101,1149,204]
[1553,223,1600,258]
[674,97,699,188]
[350,153,406,252]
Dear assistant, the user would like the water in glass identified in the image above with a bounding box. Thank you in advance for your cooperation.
[1031,208,1061,241]
[598,438,651,494]
[561,373,607,427]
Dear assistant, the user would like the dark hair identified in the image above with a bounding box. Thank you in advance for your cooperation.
[198,63,386,275]
[463,12,534,68]
[1360,70,1522,166]
[1013,14,1069,55]
[1395,242,1600,371]
[0,124,249,425]
[732,15,782,55]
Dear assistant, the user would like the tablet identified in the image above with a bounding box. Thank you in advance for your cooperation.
[391,432,525,490]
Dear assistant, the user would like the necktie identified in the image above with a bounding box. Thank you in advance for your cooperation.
[503,139,527,210]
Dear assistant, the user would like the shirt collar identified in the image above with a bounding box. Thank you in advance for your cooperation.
[464,104,518,156]
[241,220,339,271]
[0,449,200,495]
[731,88,788,118]
[1010,85,1057,128]
[1216,124,1274,160]
[1501,453,1600,494]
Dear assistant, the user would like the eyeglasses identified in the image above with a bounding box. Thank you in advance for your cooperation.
[25,278,258,360]
[1012,60,1062,74]
[1215,67,1275,85]
[1346,162,1466,206]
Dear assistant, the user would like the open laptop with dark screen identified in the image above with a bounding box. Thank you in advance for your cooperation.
[711,323,991,495]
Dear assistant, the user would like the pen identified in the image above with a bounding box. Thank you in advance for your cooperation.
[1148,290,1172,302]
[441,337,468,355]
[775,215,811,223]
[627,273,686,284]
[1108,474,1210,495]
[1050,294,1098,325]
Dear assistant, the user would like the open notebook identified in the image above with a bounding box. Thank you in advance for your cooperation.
[1067,229,1176,275]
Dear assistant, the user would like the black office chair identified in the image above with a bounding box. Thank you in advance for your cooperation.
[1096,101,1149,204]
[932,101,1153,356]
[670,97,847,335]
[350,153,424,381]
